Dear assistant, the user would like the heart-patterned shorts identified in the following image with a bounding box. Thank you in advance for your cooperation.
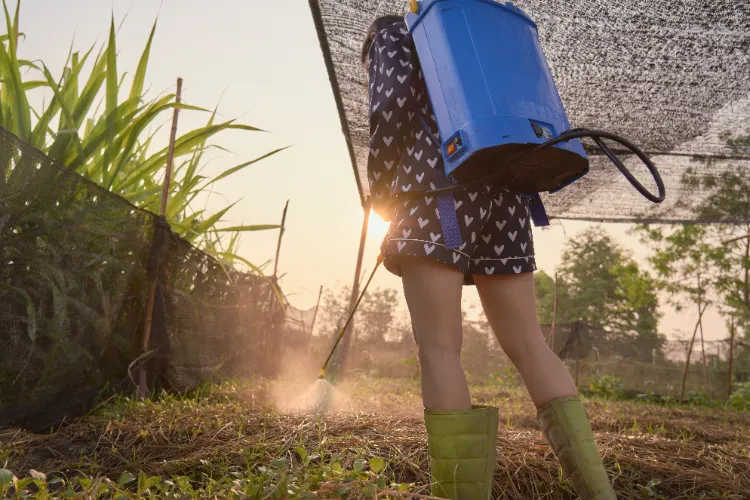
[381,185,536,285]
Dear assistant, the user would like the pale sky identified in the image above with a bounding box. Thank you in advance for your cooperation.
[15,0,727,341]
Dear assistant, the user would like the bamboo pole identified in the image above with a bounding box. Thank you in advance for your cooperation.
[575,321,581,388]
[697,275,711,400]
[264,200,290,368]
[728,317,735,398]
[138,77,182,400]
[350,266,370,354]
[548,272,559,350]
[680,303,709,402]
[307,285,324,352]
[273,200,290,278]
[338,203,372,377]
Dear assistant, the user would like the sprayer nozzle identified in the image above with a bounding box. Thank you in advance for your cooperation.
[318,368,326,379]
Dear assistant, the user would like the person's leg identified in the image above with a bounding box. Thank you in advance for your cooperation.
[401,255,470,410]
[401,255,497,499]
[474,272,616,500]
[473,272,576,407]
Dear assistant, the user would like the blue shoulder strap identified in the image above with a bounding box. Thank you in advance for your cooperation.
[529,193,550,227]
[417,114,464,249]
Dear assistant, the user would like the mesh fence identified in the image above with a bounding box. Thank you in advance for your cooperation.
[0,127,285,432]
[543,323,748,398]
[308,0,750,222]
[316,321,749,399]
[282,303,320,353]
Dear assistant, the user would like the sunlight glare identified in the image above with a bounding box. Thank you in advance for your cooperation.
[368,210,391,239]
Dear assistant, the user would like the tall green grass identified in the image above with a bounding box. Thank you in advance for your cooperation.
[0,0,286,267]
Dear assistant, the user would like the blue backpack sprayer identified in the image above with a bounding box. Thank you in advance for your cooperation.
[400,0,665,208]
[308,0,665,409]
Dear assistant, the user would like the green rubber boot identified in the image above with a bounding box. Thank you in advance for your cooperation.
[537,396,617,500]
[424,405,498,499]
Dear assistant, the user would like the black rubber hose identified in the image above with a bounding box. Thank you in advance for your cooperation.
[396,127,666,204]
[538,129,665,203]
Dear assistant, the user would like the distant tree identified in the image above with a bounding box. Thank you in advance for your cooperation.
[677,132,750,326]
[358,287,399,346]
[558,227,663,361]
[534,270,572,325]
[458,304,503,377]
[634,219,715,399]
[318,285,400,348]
[319,285,352,338]
[640,131,750,377]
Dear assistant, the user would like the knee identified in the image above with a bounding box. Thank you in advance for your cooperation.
[501,334,549,366]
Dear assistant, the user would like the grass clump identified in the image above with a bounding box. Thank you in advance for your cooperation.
[1,454,413,499]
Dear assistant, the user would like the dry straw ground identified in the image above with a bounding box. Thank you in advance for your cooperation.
[1,377,749,499]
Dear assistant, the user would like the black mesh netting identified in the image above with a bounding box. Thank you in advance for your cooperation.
[0,127,285,432]
[542,322,649,360]
[309,0,750,222]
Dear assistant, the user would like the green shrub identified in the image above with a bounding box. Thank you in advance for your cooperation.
[682,390,712,407]
[586,375,624,399]
[727,382,750,411]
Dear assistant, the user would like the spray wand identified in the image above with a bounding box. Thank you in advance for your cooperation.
[318,253,384,381]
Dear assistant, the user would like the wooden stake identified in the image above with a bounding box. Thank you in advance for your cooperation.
[697,275,711,400]
[307,285,324,352]
[728,317,735,398]
[576,321,581,387]
[273,200,290,278]
[138,77,182,400]
[680,303,709,402]
[159,79,183,217]
[262,201,290,368]
[338,203,372,377]
[548,272,559,350]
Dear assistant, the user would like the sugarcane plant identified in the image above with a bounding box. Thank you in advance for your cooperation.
[0,0,286,405]
[0,0,286,263]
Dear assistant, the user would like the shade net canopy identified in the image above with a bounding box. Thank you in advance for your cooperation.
[309,0,750,223]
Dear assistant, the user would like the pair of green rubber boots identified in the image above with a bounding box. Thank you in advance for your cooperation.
[424,397,616,499]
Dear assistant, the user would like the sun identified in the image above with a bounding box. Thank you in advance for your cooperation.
[367,209,392,239]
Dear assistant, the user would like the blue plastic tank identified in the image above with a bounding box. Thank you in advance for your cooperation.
[405,0,589,194]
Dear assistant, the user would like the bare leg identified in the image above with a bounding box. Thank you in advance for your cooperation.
[473,273,577,408]
[474,272,615,498]
[401,256,471,410]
